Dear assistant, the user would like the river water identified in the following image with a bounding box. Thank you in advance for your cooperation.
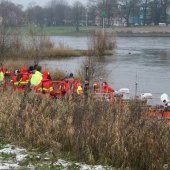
[40,36,170,104]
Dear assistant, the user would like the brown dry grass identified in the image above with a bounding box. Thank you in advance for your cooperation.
[41,48,82,58]
[3,59,32,71]
[0,92,169,170]
[114,26,170,34]
[0,29,83,61]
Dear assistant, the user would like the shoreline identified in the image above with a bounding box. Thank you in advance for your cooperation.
[116,32,170,37]
[6,26,170,37]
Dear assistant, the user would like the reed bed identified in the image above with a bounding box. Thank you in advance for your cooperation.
[0,29,83,61]
[0,92,169,170]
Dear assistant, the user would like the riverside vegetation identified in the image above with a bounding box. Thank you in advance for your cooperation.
[0,27,115,62]
[0,92,170,170]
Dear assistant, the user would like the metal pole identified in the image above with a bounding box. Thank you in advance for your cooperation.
[103,17,105,36]
[85,66,89,79]
[100,78,103,99]
[86,9,88,27]
[135,82,138,99]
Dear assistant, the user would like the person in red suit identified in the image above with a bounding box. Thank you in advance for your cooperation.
[36,71,53,93]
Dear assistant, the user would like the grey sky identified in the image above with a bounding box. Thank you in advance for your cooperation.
[10,0,88,9]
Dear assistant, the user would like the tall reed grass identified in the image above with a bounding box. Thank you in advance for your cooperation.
[0,92,169,170]
[0,27,83,61]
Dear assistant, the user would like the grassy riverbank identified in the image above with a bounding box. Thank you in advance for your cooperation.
[0,92,170,170]
[114,26,170,37]
[9,26,96,36]
[0,28,114,60]
[8,26,170,37]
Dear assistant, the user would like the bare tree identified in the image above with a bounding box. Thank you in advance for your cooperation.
[44,0,70,26]
[25,5,45,26]
[72,1,84,32]
[161,0,170,25]
[98,0,118,26]
[0,0,24,27]
[150,0,162,25]
[119,0,140,26]
[140,0,151,25]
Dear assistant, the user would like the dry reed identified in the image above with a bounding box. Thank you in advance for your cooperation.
[0,92,169,170]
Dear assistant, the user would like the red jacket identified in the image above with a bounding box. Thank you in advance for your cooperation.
[102,85,114,93]
[11,75,18,82]
[36,71,53,92]
[1,67,11,76]
[60,80,70,93]
[20,68,29,82]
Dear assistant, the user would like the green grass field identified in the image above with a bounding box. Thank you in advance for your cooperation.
[5,25,170,36]
[10,26,98,36]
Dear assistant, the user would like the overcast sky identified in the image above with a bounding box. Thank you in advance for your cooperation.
[10,0,88,9]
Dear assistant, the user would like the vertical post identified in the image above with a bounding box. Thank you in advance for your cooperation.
[86,8,88,27]
[135,72,138,99]
[103,17,105,36]
[135,82,138,99]
[101,9,106,36]
[85,66,89,79]
[100,77,103,99]
[84,66,89,96]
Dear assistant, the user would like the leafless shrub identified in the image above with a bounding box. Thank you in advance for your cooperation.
[88,30,116,56]
[78,56,108,86]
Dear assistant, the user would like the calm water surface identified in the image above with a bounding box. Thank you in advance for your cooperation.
[40,36,170,104]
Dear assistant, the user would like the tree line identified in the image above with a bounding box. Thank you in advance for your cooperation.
[0,0,169,28]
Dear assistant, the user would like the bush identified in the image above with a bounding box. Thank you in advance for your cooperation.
[88,30,116,56]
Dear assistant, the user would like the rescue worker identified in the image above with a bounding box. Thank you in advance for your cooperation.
[11,70,20,85]
[0,67,4,84]
[0,64,11,83]
[28,66,34,79]
[75,82,83,96]
[30,66,42,87]
[36,71,53,93]
[18,68,30,86]
[93,83,101,93]
[83,78,89,96]
[67,73,74,93]
[101,82,114,93]
[59,76,70,95]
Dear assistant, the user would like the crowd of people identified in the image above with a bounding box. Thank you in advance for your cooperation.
[0,63,115,98]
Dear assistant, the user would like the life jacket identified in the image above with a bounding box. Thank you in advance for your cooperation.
[75,82,83,96]
[19,68,30,86]
[0,67,11,82]
[37,71,53,93]
[30,71,42,86]
[0,71,4,81]
[1,67,11,76]
[59,80,70,94]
